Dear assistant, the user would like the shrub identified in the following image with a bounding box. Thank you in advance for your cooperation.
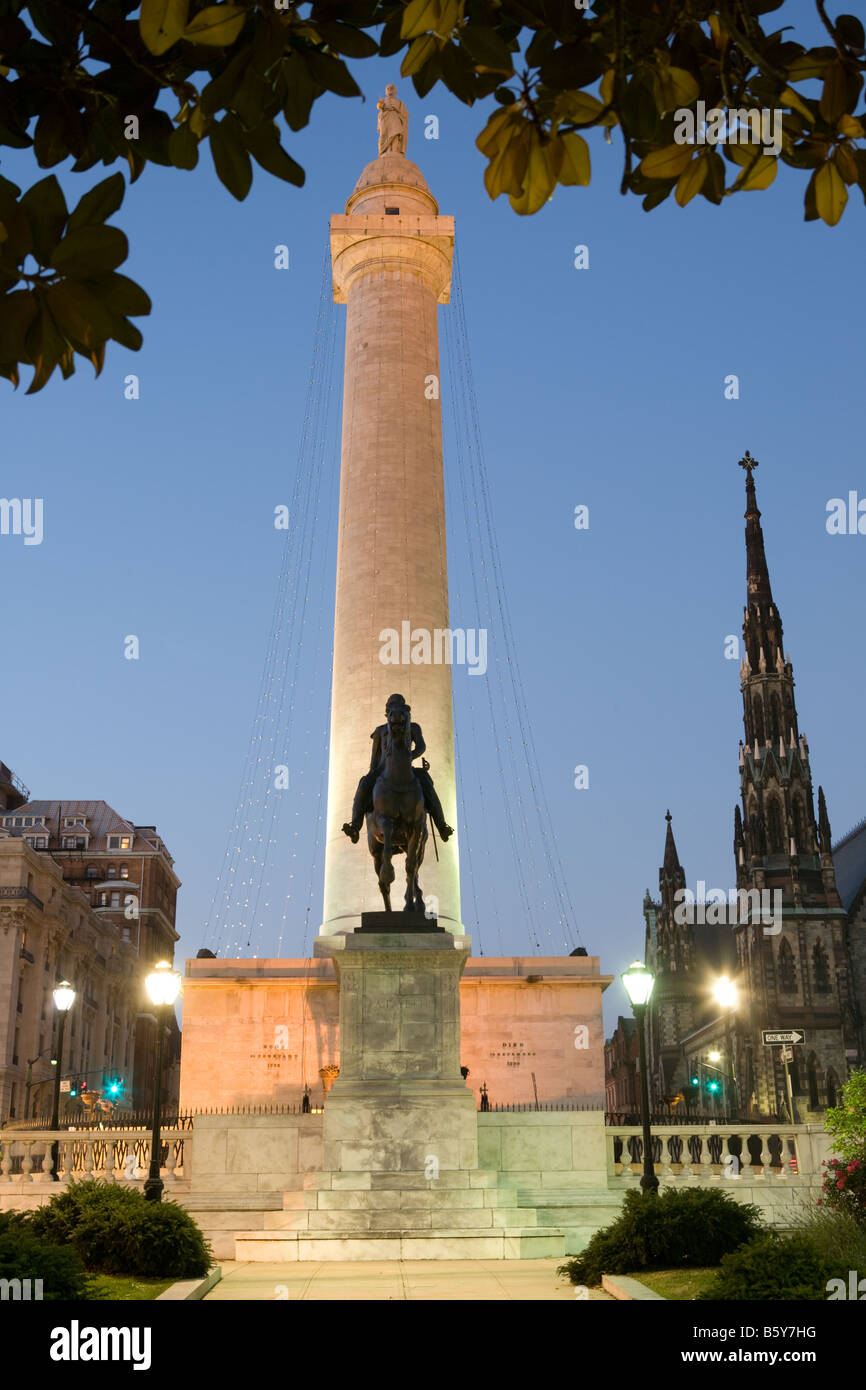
[818,1154,866,1225]
[789,1203,866,1276]
[558,1187,763,1286]
[0,1225,91,1300]
[824,1068,866,1161]
[699,1232,833,1301]
[27,1180,211,1278]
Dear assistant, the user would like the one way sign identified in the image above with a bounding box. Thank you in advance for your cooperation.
[762,1029,805,1046]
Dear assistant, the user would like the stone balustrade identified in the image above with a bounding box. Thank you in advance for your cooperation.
[607,1123,830,1186]
[0,1128,190,1187]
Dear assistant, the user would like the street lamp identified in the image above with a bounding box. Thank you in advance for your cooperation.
[143,961,182,1202]
[49,982,76,1180]
[622,960,659,1195]
[712,977,740,1118]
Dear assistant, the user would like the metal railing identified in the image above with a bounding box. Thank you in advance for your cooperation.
[0,886,43,910]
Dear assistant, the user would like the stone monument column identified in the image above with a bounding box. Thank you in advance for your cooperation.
[322,95,460,935]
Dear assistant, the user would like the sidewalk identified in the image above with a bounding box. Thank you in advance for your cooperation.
[204,1258,613,1301]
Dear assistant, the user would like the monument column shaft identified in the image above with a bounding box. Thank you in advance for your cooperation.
[322,211,460,934]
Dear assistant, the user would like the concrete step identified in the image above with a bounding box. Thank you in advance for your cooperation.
[234,1228,565,1261]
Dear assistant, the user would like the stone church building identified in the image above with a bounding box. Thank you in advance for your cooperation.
[639,458,866,1121]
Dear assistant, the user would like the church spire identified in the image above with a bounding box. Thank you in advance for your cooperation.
[663,809,681,875]
[734,455,842,911]
[740,451,773,611]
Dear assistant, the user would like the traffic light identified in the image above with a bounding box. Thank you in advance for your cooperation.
[707,1079,720,1093]
[106,1078,123,1097]
[690,1075,700,1088]
[69,1082,77,1098]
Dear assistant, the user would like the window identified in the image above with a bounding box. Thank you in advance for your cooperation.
[107,866,117,880]
[62,837,75,849]
[110,892,121,908]
[385,206,400,213]
[107,834,132,851]
[778,939,797,993]
[14,816,23,827]
[813,941,831,993]
[766,799,784,854]
[120,865,129,880]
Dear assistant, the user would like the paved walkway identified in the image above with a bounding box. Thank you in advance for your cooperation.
[205,1259,612,1301]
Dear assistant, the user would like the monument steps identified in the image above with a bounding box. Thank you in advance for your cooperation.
[234,1228,565,1261]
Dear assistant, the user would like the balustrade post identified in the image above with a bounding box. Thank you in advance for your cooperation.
[20,1142,34,1183]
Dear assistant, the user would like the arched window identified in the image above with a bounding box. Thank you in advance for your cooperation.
[106,866,117,880]
[85,865,98,879]
[753,696,765,744]
[792,798,805,853]
[813,941,831,993]
[778,939,797,993]
[770,693,782,741]
[766,798,784,854]
[826,1068,840,1109]
[120,865,129,880]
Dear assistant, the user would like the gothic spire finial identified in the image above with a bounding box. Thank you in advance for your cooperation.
[740,449,773,610]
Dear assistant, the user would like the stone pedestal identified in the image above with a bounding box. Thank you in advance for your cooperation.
[314,922,477,1172]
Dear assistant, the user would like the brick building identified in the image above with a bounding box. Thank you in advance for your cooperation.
[0,784,180,1118]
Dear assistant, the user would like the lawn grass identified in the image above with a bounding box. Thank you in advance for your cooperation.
[87,1274,174,1301]
[623,1267,719,1300]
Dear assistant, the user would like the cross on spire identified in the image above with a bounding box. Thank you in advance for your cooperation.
[738,450,759,476]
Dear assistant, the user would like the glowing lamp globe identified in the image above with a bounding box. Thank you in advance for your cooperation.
[145,961,182,1008]
[622,960,655,1007]
[53,982,76,1012]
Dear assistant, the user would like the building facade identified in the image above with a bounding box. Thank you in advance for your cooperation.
[629,460,866,1121]
[0,793,180,1118]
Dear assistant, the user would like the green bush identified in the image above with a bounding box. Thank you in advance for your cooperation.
[27,1180,211,1279]
[790,1202,866,1271]
[558,1188,763,1286]
[825,1068,866,1161]
[0,1225,91,1300]
[699,1232,832,1301]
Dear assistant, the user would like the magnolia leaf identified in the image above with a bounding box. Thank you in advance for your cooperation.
[838,113,865,138]
[401,0,443,40]
[509,133,562,215]
[139,0,189,56]
[67,173,125,233]
[834,144,858,185]
[640,143,693,179]
[0,289,37,361]
[655,66,700,114]
[736,154,777,191]
[20,175,68,264]
[675,153,708,206]
[557,131,591,187]
[401,34,438,78]
[209,115,252,200]
[815,159,848,225]
[183,4,246,48]
[49,225,128,277]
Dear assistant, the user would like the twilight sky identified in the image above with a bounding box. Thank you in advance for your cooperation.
[2,2,863,1034]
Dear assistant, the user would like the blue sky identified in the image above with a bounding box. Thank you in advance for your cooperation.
[2,6,864,1034]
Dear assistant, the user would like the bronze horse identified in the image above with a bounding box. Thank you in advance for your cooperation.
[366,704,428,912]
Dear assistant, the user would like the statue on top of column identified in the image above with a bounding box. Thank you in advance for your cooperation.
[377,84,408,157]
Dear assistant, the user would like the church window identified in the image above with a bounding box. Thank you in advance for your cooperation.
[778,940,797,993]
[792,798,805,853]
[752,697,765,744]
[826,1069,840,1108]
[812,942,831,993]
[766,799,784,854]
[770,694,782,740]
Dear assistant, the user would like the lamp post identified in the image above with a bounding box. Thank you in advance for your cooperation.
[712,976,740,1119]
[622,960,658,1195]
[143,961,182,1202]
[49,982,76,1180]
